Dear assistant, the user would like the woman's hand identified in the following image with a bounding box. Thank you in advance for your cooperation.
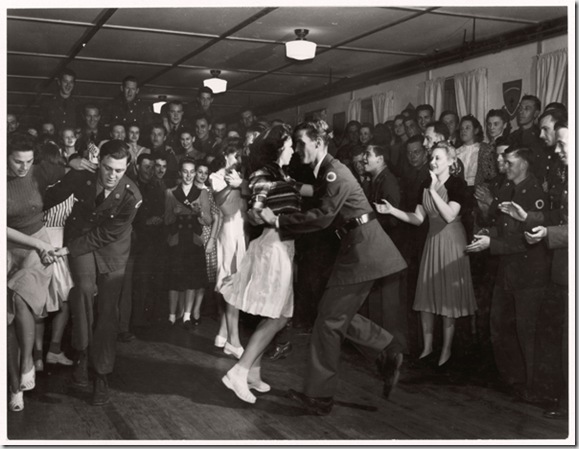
[205,237,215,254]
[428,170,438,191]
[225,169,243,188]
[68,157,97,173]
[524,226,547,245]
[498,201,528,222]
[374,199,394,215]
[259,207,277,226]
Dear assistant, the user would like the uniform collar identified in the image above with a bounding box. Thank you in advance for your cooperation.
[313,153,330,179]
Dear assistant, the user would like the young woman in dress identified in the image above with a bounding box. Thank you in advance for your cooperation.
[375,142,476,367]
[191,159,222,324]
[220,124,301,403]
[33,142,75,372]
[7,134,65,411]
[164,157,212,329]
[210,143,247,358]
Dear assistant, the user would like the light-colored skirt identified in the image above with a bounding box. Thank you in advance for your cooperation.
[45,227,74,312]
[7,227,53,324]
[215,210,246,292]
[221,227,294,319]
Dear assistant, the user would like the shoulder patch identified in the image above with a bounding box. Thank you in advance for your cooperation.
[135,200,143,209]
[326,171,337,183]
[535,199,544,210]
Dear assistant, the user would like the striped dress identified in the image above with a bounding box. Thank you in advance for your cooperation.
[43,194,75,311]
[221,164,301,319]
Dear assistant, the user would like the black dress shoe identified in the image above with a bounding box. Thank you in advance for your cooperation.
[73,351,89,387]
[117,331,136,343]
[287,389,333,416]
[376,343,404,399]
[182,320,193,330]
[268,342,293,361]
[92,374,110,406]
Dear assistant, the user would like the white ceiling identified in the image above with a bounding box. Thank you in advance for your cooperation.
[6,6,568,124]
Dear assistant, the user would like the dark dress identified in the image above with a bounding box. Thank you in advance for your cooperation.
[164,184,211,291]
[413,176,477,318]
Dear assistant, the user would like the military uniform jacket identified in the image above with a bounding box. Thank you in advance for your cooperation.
[489,174,550,290]
[278,154,407,286]
[107,96,154,128]
[525,174,568,286]
[44,170,142,273]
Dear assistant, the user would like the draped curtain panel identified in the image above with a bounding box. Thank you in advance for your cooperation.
[371,91,395,124]
[535,49,567,107]
[347,98,362,122]
[421,77,445,120]
[454,67,488,127]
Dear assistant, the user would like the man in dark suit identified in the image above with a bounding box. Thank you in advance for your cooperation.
[261,120,407,415]
[44,140,142,406]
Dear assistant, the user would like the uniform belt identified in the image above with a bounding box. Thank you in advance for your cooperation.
[335,211,376,239]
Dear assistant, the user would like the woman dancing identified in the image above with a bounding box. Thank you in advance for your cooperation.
[220,124,301,403]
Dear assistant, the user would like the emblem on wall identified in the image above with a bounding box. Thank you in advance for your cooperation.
[502,79,522,120]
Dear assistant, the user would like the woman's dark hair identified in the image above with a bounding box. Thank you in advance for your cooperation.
[36,141,66,166]
[210,140,242,172]
[8,132,37,157]
[459,114,484,144]
[373,123,392,146]
[179,156,196,171]
[485,109,512,139]
[249,124,292,169]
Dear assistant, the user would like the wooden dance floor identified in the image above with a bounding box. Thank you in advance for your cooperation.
[7,317,569,442]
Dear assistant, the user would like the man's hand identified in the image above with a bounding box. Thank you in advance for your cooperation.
[465,234,490,253]
[474,185,493,206]
[259,207,277,226]
[498,201,528,222]
[524,226,547,245]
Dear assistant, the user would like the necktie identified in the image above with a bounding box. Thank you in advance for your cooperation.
[95,190,105,206]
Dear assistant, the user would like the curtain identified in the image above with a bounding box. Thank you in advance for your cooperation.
[371,91,395,124]
[421,77,445,120]
[454,67,488,126]
[535,49,567,108]
[347,98,361,122]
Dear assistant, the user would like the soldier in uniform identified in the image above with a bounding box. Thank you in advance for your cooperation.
[260,120,407,416]
[466,146,549,399]
[106,75,154,129]
[40,68,81,131]
[44,140,142,406]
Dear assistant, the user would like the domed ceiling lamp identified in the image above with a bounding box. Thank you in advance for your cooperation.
[203,69,227,94]
[286,29,317,61]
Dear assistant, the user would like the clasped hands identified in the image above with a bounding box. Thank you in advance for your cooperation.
[38,245,69,266]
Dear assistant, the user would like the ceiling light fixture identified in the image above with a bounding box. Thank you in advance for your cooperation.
[203,70,227,94]
[153,95,167,114]
[285,29,317,61]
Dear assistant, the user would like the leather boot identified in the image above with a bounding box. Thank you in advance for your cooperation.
[92,374,110,406]
[72,350,89,387]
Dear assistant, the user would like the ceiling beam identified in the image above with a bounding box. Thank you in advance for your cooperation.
[8,15,427,57]
[22,8,118,113]
[140,7,277,86]
[228,7,438,92]
[384,7,540,25]
[249,16,567,119]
